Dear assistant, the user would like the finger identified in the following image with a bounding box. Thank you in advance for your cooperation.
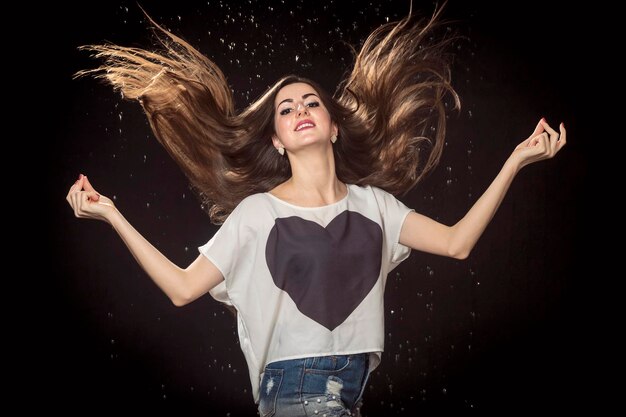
[528,118,546,139]
[549,128,559,155]
[66,175,84,199]
[75,174,86,193]
[71,192,81,218]
[77,191,93,217]
[540,118,560,141]
[82,176,101,201]
[66,181,78,201]
[541,120,559,156]
[534,133,548,153]
[557,122,567,151]
[86,191,100,202]
[82,175,97,193]
[529,132,546,148]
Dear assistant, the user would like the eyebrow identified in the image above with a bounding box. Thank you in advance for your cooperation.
[277,93,319,109]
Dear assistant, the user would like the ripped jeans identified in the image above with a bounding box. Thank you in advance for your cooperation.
[258,353,370,417]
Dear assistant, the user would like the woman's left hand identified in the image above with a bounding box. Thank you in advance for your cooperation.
[510,118,566,170]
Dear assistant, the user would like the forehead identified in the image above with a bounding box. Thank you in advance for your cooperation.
[275,82,318,106]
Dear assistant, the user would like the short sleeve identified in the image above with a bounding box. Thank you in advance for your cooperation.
[371,186,415,270]
[198,212,240,281]
[198,200,256,303]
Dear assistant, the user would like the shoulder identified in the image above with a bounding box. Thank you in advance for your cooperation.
[352,184,412,214]
[348,184,391,201]
[239,192,272,208]
[221,192,273,224]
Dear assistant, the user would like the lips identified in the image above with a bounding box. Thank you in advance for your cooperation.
[295,119,315,131]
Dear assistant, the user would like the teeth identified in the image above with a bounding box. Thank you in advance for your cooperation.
[296,123,314,131]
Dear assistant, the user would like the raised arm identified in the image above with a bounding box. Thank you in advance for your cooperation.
[66,175,224,306]
[400,118,566,259]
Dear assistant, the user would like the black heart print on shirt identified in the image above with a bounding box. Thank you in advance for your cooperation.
[265,211,383,331]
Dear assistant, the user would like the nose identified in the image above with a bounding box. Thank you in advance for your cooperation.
[296,102,309,116]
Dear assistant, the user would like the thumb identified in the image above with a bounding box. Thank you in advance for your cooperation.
[86,191,100,202]
[83,176,100,201]
[528,117,545,139]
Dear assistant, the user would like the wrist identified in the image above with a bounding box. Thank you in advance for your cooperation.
[106,206,124,228]
[505,153,523,174]
[502,154,524,176]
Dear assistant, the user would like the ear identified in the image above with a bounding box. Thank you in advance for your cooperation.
[332,122,339,137]
[271,134,283,149]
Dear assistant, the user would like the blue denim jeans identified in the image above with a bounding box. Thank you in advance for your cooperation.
[258,353,370,417]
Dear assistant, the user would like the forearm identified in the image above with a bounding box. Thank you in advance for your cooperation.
[108,209,189,305]
[449,157,519,258]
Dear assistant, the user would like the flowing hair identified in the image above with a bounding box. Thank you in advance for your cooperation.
[76,4,459,224]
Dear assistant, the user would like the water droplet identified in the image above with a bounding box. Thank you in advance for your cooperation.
[390,309,395,314]
[184,246,189,252]
[442,388,447,394]
[146,202,150,208]
[295,55,299,62]
[110,339,115,344]
[446,166,452,172]
[446,179,452,186]
[112,195,117,201]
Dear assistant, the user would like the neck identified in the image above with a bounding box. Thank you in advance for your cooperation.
[286,145,344,204]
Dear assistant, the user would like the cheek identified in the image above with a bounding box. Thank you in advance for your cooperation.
[275,117,292,135]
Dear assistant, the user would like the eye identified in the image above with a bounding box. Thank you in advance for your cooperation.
[279,108,292,116]
[307,101,320,108]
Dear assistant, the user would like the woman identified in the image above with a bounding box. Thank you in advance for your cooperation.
[66,6,566,417]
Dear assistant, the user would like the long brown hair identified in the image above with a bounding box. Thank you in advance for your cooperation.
[77,5,459,224]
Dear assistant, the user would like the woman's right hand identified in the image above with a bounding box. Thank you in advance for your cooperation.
[66,174,117,223]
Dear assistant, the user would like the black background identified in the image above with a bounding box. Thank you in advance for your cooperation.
[42,0,590,415]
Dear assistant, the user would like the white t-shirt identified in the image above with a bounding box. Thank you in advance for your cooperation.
[199,184,414,403]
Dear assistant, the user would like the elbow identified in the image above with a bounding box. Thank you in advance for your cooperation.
[453,250,470,260]
[171,290,193,307]
[171,296,190,307]
[448,245,471,260]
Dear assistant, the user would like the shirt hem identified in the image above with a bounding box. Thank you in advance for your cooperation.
[264,348,383,368]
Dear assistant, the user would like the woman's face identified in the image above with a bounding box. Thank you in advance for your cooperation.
[272,82,337,154]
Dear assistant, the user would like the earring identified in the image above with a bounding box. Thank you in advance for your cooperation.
[331,134,338,144]
[278,146,285,156]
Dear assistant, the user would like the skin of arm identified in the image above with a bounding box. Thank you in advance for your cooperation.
[66,175,224,307]
[400,118,566,259]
